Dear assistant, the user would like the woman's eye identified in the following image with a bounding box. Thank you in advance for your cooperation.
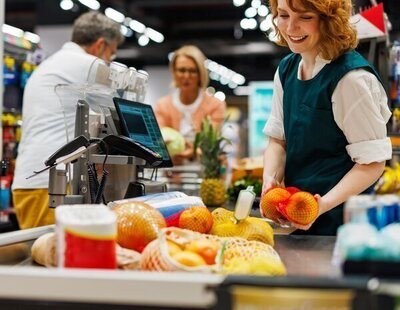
[279,14,289,18]
[301,16,313,20]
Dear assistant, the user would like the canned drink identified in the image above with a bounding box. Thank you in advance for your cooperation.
[56,205,117,269]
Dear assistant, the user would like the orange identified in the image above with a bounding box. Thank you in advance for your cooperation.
[178,206,214,233]
[185,239,220,265]
[113,202,166,252]
[172,251,207,267]
[283,192,319,225]
[259,187,290,221]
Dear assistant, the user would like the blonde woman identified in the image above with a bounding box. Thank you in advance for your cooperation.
[155,45,226,163]
[261,0,391,235]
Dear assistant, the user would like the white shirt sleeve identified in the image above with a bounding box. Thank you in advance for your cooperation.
[263,69,285,140]
[332,69,392,164]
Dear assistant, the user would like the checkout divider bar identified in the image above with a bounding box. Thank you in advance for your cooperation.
[0,225,55,246]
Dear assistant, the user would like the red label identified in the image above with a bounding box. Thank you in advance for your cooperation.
[64,231,116,269]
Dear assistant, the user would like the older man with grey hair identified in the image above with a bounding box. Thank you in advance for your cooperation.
[12,12,124,229]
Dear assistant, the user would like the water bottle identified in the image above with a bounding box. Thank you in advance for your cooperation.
[234,186,256,222]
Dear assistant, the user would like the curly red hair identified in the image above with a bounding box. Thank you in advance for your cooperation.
[269,0,358,60]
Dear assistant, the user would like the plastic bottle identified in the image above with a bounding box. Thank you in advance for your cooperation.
[234,186,256,221]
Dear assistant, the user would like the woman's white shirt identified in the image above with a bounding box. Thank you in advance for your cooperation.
[263,55,392,164]
[172,89,203,143]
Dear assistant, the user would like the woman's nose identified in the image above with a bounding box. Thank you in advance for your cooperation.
[286,18,298,32]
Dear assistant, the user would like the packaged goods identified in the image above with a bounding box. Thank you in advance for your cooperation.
[109,192,204,226]
[56,205,117,269]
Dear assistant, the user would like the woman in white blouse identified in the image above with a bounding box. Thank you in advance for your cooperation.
[262,0,392,235]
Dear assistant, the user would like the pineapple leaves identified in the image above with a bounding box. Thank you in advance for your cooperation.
[193,116,232,179]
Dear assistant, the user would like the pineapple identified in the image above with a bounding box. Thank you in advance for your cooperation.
[194,117,230,207]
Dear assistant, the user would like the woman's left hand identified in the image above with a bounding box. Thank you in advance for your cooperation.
[291,194,326,231]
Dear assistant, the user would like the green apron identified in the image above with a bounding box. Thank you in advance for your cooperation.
[279,51,382,235]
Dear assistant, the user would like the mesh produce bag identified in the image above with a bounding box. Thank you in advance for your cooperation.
[210,208,274,246]
[140,227,284,275]
[140,227,220,273]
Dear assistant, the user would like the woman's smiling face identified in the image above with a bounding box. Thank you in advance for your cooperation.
[276,0,321,59]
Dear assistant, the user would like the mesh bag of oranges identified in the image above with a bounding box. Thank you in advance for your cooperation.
[259,186,319,226]
[140,227,285,275]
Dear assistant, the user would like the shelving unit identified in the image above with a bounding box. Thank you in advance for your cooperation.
[0,30,42,231]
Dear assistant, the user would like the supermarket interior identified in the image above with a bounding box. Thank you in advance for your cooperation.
[1,0,400,309]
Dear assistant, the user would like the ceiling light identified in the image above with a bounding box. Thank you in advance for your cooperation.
[260,14,274,32]
[214,91,226,102]
[78,0,100,10]
[233,86,250,96]
[2,24,24,37]
[268,30,278,42]
[105,7,125,23]
[257,5,269,17]
[240,18,249,30]
[24,31,40,44]
[245,7,257,18]
[232,73,246,85]
[228,82,238,89]
[233,0,246,7]
[120,25,133,37]
[251,0,261,8]
[206,60,219,72]
[220,77,230,85]
[60,0,74,10]
[206,86,216,95]
[260,18,273,32]
[209,71,220,81]
[145,27,164,43]
[138,35,150,46]
[129,20,146,34]
[247,18,257,30]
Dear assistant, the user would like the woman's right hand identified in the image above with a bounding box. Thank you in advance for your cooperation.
[262,174,282,194]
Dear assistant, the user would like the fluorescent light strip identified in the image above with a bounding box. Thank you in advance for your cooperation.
[2,24,24,37]
[105,7,125,23]
[78,0,100,10]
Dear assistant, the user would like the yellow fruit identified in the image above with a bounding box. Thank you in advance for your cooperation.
[172,251,207,267]
[200,178,226,207]
[222,256,286,276]
[210,218,274,246]
[166,240,183,257]
[249,256,286,276]
[185,239,220,265]
[179,206,213,233]
[211,208,234,226]
[222,257,252,274]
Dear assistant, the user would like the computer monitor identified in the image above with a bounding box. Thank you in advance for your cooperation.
[113,97,173,168]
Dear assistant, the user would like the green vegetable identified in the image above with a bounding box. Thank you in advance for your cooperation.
[161,127,185,157]
[227,176,262,201]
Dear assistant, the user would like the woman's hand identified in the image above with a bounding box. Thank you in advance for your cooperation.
[262,174,283,194]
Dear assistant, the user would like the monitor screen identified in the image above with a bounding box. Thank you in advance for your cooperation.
[113,97,173,168]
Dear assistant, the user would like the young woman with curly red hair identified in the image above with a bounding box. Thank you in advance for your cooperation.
[261,0,391,235]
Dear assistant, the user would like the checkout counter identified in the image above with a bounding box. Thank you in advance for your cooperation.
[0,226,398,309]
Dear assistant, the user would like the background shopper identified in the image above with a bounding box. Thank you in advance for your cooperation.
[12,12,123,229]
[154,45,226,164]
